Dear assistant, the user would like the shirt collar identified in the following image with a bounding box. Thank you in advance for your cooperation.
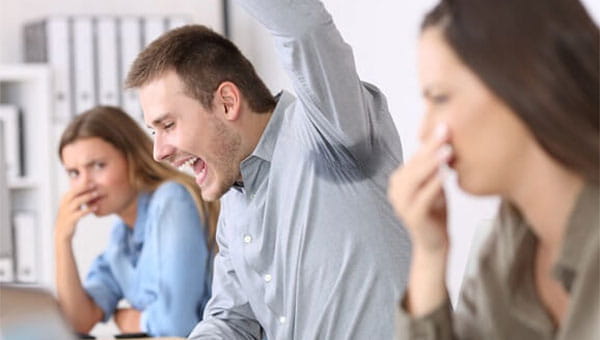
[246,90,294,163]
[501,183,599,293]
[551,183,599,291]
[236,91,294,197]
[131,191,152,246]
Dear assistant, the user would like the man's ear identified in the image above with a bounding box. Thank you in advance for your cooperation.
[215,81,241,121]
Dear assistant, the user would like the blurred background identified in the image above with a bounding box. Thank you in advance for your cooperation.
[0,0,598,336]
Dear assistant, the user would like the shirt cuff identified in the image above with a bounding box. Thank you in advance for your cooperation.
[395,294,454,340]
[84,283,119,323]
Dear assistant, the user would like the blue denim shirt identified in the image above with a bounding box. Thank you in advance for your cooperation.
[84,181,212,337]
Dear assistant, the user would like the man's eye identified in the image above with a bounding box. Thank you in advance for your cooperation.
[164,122,174,130]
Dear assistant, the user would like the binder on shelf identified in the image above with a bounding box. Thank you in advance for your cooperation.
[119,17,143,122]
[0,257,14,283]
[0,122,13,263]
[23,17,73,122]
[142,17,167,46]
[72,17,97,115]
[96,17,120,107]
[0,105,22,181]
[13,211,38,283]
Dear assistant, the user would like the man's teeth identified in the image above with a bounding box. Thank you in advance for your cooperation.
[179,157,199,171]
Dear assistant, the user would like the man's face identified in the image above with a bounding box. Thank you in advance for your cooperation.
[139,70,242,201]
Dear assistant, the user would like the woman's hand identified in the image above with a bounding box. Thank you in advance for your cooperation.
[388,123,453,254]
[388,123,453,316]
[114,308,142,333]
[55,184,98,244]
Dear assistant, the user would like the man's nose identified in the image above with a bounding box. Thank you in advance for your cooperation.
[153,135,173,163]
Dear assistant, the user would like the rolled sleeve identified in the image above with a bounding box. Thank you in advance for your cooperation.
[188,217,263,340]
[84,254,123,322]
[395,295,454,340]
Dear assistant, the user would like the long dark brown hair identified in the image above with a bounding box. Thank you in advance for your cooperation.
[423,0,599,184]
[58,106,219,251]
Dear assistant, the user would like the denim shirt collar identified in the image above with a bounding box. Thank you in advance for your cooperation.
[131,191,152,246]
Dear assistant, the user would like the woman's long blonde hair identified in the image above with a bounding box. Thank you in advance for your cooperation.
[58,106,219,251]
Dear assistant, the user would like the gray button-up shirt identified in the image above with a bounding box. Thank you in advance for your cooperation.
[189,0,411,339]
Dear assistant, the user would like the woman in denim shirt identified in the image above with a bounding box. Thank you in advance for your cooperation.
[55,106,219,337]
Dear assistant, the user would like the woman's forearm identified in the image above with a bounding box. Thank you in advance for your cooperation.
[55,238,103,333]
[406,246,449,317]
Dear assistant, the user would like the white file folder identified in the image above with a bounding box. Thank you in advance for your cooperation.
[0,105,21,181]
[48,18,73,121]
[96,17,120,107]
[143,17,167,46]
[72,17,97,114]
[119,17,143,122]
[0,122,12,266]
[13,211,38,283]
[0,258,14,282]
[23,17,73,122]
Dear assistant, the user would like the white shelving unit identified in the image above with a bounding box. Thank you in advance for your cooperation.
[0,64,55,289]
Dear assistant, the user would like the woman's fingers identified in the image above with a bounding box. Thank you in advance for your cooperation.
[395,124,451,204]
[389,144,452,217]
[66,187,98,213]
[413,172,446,220]
[388,122,453,251]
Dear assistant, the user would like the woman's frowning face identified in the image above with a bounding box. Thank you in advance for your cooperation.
[418,27,536,196]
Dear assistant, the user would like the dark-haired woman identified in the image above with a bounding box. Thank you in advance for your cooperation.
[389,0,599,338]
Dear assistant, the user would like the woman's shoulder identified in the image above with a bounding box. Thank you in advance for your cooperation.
[151,181,194,203]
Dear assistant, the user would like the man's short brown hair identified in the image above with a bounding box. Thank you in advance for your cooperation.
[126,25,276,113]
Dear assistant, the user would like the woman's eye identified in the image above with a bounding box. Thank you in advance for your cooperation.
[431,94,449,104]
[67,170,78,179]
[164,122,174,130]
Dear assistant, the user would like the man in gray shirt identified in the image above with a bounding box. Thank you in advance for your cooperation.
[127,0,410,338]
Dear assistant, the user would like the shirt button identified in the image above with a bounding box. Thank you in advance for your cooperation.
[243,235,252,243]
[250,193,256,199]
[279,316,286,324]
[264,274,272,282]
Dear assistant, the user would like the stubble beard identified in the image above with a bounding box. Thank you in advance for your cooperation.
[203,117,243,201]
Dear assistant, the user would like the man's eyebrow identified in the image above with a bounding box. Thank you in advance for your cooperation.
[148,112,171,129]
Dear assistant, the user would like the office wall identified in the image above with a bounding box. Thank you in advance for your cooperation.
[0,0,223,63]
